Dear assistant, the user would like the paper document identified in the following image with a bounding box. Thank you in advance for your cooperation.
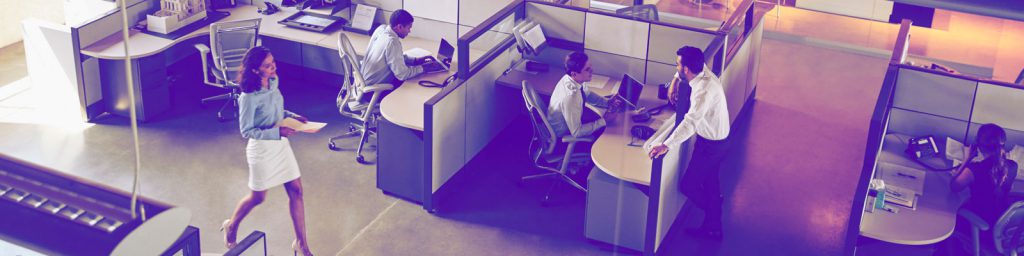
[522,25,546,52]
[587,75,609,89]
[278,117,327,133]
[351,4,377,31]
[404,48,432,59]
[879,164,926,195]
[884,185,918,209]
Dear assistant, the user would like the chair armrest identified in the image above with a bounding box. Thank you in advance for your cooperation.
[959,208,991,231]
[361,83,394,93]
[194,44,210,54]
[561,136,594,143]
[194,44,215,86]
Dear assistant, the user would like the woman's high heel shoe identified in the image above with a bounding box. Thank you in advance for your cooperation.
[220,219,236,249]
[292,239,313,256]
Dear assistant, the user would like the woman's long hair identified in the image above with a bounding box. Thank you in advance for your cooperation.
[976,123,1008,182]
[237,46,272,93]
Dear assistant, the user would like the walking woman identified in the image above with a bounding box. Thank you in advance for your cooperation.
[221,46,314,256]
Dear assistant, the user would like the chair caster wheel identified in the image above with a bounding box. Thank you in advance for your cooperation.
[356,155,366,164]
[328,142,340,151]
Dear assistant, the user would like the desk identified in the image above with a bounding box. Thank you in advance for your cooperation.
[79,5,462,122]
[860,168,963,245]
[590,88,673,186]
[495,64,618,97]
[495,64,672,251]
[496,62,669,185]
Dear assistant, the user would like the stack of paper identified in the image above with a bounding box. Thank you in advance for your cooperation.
[884,185,917,209]
[278,117,327,133]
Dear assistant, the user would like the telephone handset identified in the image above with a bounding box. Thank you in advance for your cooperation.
[418,74,457,88]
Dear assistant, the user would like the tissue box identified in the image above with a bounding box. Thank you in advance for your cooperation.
[147,10,207,34]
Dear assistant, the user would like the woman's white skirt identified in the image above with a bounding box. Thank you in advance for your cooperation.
[246,137,301,191]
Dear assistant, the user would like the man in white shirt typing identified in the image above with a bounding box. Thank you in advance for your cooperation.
[548,51,615,142]
[360,9,433,91]
[645,46,730,240]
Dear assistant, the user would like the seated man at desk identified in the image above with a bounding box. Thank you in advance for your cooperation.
[359,9,433,93]
[645,46,730,240]
[548,51,615,143]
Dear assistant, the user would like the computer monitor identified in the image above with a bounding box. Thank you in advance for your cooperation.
[618,74,644,109]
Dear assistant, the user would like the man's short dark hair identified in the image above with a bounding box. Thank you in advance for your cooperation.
[390,9,414,27]
[676,46,704,74]
[565,51,589,75]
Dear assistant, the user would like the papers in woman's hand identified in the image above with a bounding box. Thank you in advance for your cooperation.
[279,117,327,133]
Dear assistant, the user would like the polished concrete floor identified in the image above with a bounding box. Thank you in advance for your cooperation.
[0,37,888,255]
[6,5,1003,254]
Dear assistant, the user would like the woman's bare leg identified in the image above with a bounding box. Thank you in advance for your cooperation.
[284,178,312,255]
[226,190,266,246]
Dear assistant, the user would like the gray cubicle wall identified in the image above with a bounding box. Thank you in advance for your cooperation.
[68,0,156,120]
[966,82,1024,147]
[719,19,763,122]
[886,67,978,142]
[422,3,522,212]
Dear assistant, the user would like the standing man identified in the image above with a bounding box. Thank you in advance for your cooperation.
[360,9,433,89]
[645,46,730,240]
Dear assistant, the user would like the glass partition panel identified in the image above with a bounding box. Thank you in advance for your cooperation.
[466,15,517,67]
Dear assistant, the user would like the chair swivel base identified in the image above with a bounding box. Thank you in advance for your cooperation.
[327,124,376,164]
[520,169,587,206]
[202,93,238,122]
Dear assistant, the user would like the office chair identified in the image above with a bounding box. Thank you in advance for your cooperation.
[327,33,393,164]
[194,19,261,122]
[957,201,1024,256]
[520,81,591,205]
[615,4,659,22]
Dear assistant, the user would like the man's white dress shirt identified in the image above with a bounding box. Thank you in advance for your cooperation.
[360,26,423,86]
[645,66,730,152]
[548,74,609,138]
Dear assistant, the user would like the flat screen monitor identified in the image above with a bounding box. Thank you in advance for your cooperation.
[618,74,644,109]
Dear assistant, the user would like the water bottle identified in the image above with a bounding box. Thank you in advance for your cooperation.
[870,179,886,210]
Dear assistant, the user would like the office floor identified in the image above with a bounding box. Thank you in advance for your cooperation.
[0,37,888,256]
[2,6,1009,256]
[761,6,1024,83]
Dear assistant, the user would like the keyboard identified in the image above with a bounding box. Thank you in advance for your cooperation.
[422,59,448,73]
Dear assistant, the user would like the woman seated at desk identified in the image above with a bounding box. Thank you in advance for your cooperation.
[940,123,1018,255]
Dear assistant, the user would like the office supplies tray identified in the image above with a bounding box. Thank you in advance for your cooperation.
[140,11,230,40]
[278,11,347,33]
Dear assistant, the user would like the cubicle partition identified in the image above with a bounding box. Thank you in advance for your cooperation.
[854,20,1024,254]
[45,0,154,121]
[420,0,523,212]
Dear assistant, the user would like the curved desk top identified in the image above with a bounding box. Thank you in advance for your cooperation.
[590,87,672,186]
[379,70,453,131]
[81,5,443,60]
[80,4,481,132]
[859,169,963,245]
[81,5,328,59]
